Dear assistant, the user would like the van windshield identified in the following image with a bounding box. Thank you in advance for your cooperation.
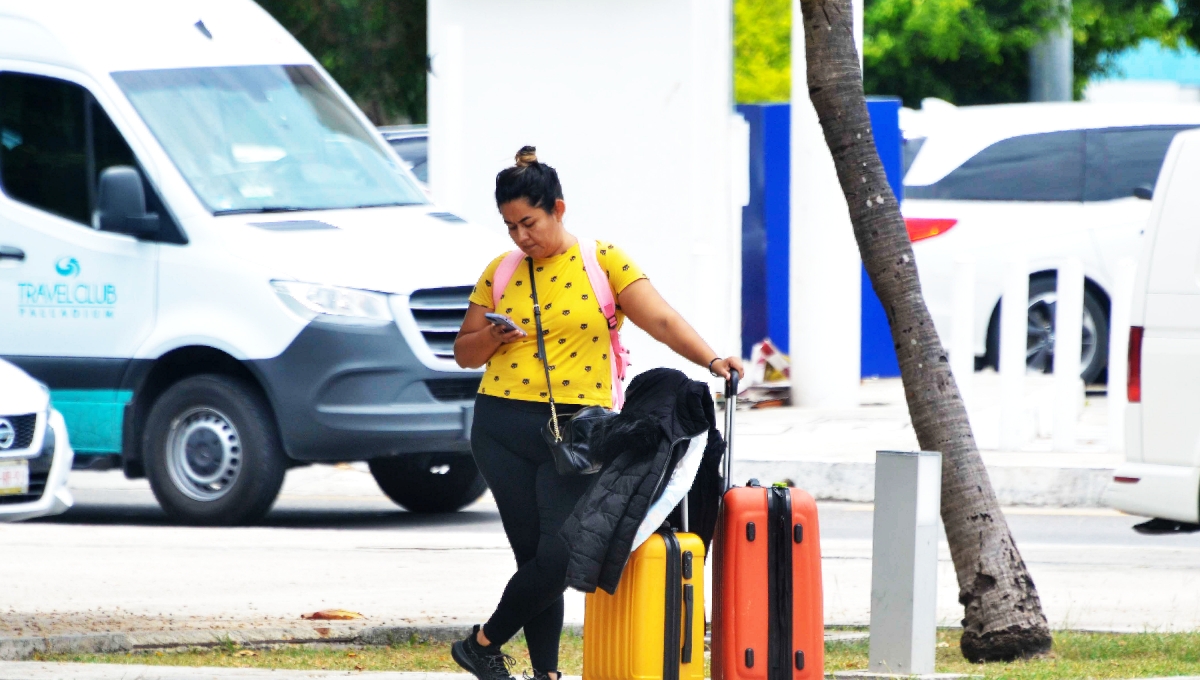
[111,65,426,215]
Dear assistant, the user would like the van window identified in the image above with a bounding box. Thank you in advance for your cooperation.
[905,130,1085,201]
[0,73,91,222]
[1084,126,1197,201]
[112,65,427,215]
[0,72,148,225]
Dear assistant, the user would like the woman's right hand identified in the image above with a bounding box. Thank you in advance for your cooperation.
[455,302,525,368]
[488,323,526,344]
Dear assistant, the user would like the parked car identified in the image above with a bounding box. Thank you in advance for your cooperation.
[380,125,428,186]
[1105,127,1200,526]
[902,102,1200,383]
[0,0,502,525]
[0,360,75,522]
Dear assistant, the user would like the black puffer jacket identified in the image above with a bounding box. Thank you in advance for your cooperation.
[559,368,725,594]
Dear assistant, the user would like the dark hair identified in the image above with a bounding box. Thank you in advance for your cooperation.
[495,146,564,213]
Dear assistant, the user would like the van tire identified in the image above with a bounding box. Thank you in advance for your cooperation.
[369,453,487,513]
[985,275,1110,384]
[143,375,287,526]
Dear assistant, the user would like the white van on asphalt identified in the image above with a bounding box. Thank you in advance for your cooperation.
[1106,127,1200,527]
[0,359,74,521]
[902,102,1200,383]
[0,1,503,524]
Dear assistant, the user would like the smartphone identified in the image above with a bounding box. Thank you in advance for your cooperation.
[485,312,527,336]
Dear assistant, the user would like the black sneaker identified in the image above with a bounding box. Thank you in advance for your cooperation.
[452,625,516,680]
[524,671,556,680]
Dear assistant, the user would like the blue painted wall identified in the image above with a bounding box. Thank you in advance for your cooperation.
[739,98,904,377]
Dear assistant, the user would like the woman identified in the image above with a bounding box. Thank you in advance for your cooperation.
[451,146,743,680]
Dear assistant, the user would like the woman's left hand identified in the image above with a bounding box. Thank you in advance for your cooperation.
[708,356,745,380]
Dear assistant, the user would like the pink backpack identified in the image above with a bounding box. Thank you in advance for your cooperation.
[491,239,630,410]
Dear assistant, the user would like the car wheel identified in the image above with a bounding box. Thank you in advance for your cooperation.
[986,275,1109,384]
[144,375,287,525]
[369,453,487,513]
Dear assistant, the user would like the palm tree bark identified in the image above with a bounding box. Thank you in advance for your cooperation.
[795,0,1053,661]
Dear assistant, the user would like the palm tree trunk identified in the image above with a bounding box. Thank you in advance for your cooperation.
[795,0,1053,661]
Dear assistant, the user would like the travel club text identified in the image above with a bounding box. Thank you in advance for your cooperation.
[18,283,118,306]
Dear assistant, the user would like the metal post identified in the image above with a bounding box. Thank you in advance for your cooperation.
[869,451,942,676]
[1053,259,1084,450]
[1000,258,1029,450]
[1029,0,1074,102]
[1108,259,1137,452]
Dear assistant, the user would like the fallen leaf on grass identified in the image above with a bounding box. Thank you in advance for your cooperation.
[234,650,257,657]
[302,609,364,620]
[347,652,357,657]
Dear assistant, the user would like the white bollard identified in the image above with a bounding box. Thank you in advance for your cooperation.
[1108,258,1137,453]
[869,451,942,676]
[999,258,1029,450]
[950,257,976,413]
[1053,259,1085,450]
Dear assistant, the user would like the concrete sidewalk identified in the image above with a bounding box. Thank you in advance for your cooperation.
[734,376,1120,507]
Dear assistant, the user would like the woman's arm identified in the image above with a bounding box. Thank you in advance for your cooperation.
[454,302,524,369]
[617,279,744,379]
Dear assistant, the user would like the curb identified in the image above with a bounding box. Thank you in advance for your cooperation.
[0,625,868,661]
[732,460,1114,507]
[0,624,566,661]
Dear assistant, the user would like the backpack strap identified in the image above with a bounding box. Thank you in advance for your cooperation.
[578,238,630,411]
[491,250,526,310]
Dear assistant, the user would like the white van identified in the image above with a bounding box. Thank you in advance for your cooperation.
[1105,127,1200,525]
[0,1,502,524]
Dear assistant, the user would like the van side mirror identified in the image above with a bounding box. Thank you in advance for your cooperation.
[95,166,160,237]
[1133,185,1154,201]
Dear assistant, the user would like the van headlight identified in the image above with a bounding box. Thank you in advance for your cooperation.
[271,281,393,325]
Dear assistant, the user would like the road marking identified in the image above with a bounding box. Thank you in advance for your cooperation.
[818,501,1125,517]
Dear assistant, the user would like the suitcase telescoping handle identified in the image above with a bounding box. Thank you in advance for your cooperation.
[722,369,739,493]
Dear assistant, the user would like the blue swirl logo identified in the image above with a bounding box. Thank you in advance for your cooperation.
[55,257,80,277]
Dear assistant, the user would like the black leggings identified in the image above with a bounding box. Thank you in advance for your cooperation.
[471,395,592,673]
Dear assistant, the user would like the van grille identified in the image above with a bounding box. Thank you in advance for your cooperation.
[408,286,473,359]
[0,414,36,451]
[426,378,483,402]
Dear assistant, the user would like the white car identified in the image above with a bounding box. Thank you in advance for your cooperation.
[902,102,1200,382]
[0,360,74,522]
[1106,128,1200,529]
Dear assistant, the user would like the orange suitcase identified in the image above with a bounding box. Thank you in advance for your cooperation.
[711,374,824,680]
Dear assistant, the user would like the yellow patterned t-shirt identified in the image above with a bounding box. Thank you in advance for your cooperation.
[468,240,646,407]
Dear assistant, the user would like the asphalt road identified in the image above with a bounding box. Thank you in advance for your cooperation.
[2,464,1198,638]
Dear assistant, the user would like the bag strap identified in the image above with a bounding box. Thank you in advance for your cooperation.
[578,239,629,410]
[526,256,562,442]
[491,250,526,310]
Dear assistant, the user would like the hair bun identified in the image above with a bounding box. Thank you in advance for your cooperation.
[515,146,538,168]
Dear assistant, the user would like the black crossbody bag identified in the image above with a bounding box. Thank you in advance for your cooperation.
[526,257,615,476]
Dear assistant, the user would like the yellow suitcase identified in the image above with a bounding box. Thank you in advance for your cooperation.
[583,528,706,680]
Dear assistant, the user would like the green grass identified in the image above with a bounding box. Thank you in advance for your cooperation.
[37,628,1200,679]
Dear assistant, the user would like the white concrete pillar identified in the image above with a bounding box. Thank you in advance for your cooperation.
[869,451,941,676]
[999,258,1029,450]
[1108,258,1137,453]
[789,0,862,408]
[950,257,976,413]
[427,23,464,211]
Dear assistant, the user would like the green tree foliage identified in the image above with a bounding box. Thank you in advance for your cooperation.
[255,0,426,124]
[734,0,1180,106]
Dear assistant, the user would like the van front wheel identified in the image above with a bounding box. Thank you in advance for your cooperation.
[144,375,287,525]
[369,453,487,513]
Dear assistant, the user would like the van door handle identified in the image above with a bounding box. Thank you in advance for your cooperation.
[0,246,25,261]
